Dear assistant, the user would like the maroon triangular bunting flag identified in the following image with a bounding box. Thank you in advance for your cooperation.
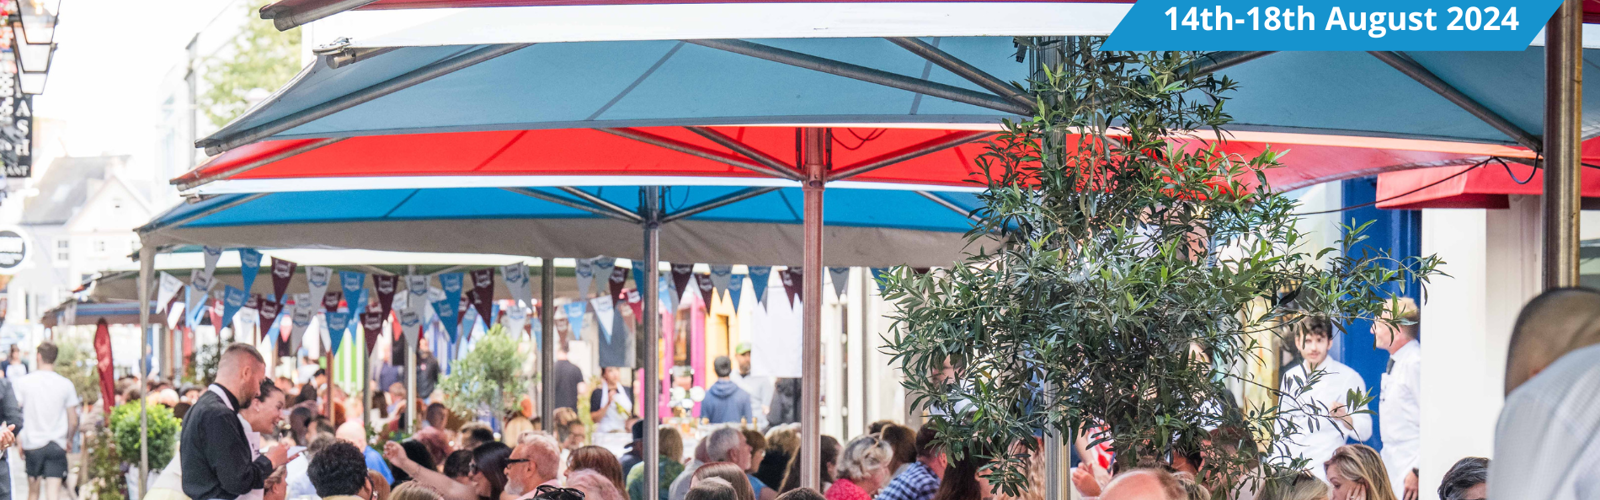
[608,266,628,301]
[361,312,385,356]
[322,291,343,313]
[781,267,803,307]
[697,273,715,308]
[374,274,397,317]
[671,263,694,302]
[270,258,297,306]
[470,268,495,323]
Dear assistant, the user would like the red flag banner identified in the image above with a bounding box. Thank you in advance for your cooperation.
[93,319,115,413]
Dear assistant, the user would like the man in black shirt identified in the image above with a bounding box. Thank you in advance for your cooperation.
[180,343,292,500]
[551,337,584,411]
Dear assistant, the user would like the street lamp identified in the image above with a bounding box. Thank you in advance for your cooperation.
[7,1,58,96]
[14,0,61,45]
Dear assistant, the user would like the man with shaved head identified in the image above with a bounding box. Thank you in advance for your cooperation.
[1099,469,1184,500]
[1489,288,1600,500]
[181,343,294,500]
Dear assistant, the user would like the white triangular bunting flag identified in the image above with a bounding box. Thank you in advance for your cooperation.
[189,269,214,294]
[593,256,617,296]
[500,263,534,307]
[305,266,333,308]
[575,258,595,299]
[590,295,616,343]
[157,272,182,313]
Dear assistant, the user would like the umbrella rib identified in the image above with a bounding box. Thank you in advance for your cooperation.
[915,191,979,222]
[600,128,796,180]
[137,193,269,234]
[1178,51,1276,76]
[686,127,804,181]
[198,43,532,156]
[1368,51,1541,152]
[557,187,646,223]
[826,131,996,182]
[886,37,1033,109]
[174,138,345,192]
[660,187,783,223]
[500,187,640,223]
[587,42,686,121]
[685,39,1031,116]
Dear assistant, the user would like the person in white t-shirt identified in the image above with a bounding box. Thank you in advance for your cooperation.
[1490,288,1600,500]
[1278,316,1371,481]
[14,342,79,500]
[237,380,288,500]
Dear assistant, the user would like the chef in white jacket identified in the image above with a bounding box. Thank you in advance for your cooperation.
[1375,298,1421,500]
[1280,316,1371,480]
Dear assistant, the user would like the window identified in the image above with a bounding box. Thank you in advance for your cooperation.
[94,239,106,253]
[54,239,68,262]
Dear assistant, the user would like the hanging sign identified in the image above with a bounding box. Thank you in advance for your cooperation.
[749,266,772,309]
[157,272,182,313]
[563,301,587,340]
[238,249,264,293]
[1,76,32,179]
[829,267,851,299]
[728,274,746,310]
[500,263,532,307]
[374,274,398,317]
[270,258,297,305]
[781,267,803,307]
[470,268,495,321]
[0,228,27,273]
[575,258,595,299]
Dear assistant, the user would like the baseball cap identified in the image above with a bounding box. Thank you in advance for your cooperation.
[734,342,751,355]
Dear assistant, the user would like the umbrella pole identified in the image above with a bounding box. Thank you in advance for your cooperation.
[1544,0,1582,289]
[643,187,662,500]
[137,245,154,498]
[407,266,419,434]
[541,258,556,428]
[800,128,827,490]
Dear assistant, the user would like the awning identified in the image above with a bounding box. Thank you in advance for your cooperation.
[139,185,991,267]
[40,301,156,328]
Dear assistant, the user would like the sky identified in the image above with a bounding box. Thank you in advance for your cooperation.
[32,0,234,174]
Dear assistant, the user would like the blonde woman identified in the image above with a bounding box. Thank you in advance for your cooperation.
[1260,471,1331,500]
[1325,445,1397,500]
[824,436,894,500]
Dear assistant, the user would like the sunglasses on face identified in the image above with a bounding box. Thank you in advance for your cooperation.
[533,485,585,500]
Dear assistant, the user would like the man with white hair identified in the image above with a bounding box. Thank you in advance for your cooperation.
[505,433,563,499]
[180,344,293,500]
[1099,469,1184,500]
[1490,288,1600,500]
[670,428,750,500]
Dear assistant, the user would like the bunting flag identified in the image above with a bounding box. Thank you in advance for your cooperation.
[201,246,222,282]
[696,273,715,308]
[575,258,595,299]
[258,299,283,332]
[781,267,803,307]
[432,290,462,344]
[625,288,642,319]
[591,295,616,342]
[185,285,207,331]
[728,274,746,310]
[500,263,532,307]
[399,306,424,347]
[563,301,587,340]
[870,268,890,292]
[276,322,292,359]
[157,272,182,313]
[246,293,262,311]
[632,261,647,291]
[326,312,352,354]
[305,266,333,308]
[670,263,694,303]
[322,290,343,314]
[374,274,398,317]
[166,298,185,330]
[340,271,366,308]
[189,268,214,295]
[913,267,931,275]
[709,265,732,297]
[829,267,851,299]
[749,266,773,308]
[470,268,494,321]
[221,285,248,331]
[238,248,264,293]
[594,256,617,293]
[290,294,314,355]
[208,293,224,336]
[361,312,384,356]
[270,257,297,305]
[608,266,628,300]
[505,305,529,338]
[404,275,429,344]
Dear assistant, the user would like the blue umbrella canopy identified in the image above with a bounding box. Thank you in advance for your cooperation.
[199,38,1600,158]
[139,185,989,267]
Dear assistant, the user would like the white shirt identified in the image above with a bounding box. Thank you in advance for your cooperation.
[1490,343,1600,500]
[593,383,632,434]
[286,452,318,500]
[1278,358,1372,480]
[14,370,80,450]
[1379,340,1421,497]
[238,415,265,500]
[731,370,773,428]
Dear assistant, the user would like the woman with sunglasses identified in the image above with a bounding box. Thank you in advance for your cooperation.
[387,439,516,500]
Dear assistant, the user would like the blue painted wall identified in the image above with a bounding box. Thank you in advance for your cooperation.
[1335,178,1422,451]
